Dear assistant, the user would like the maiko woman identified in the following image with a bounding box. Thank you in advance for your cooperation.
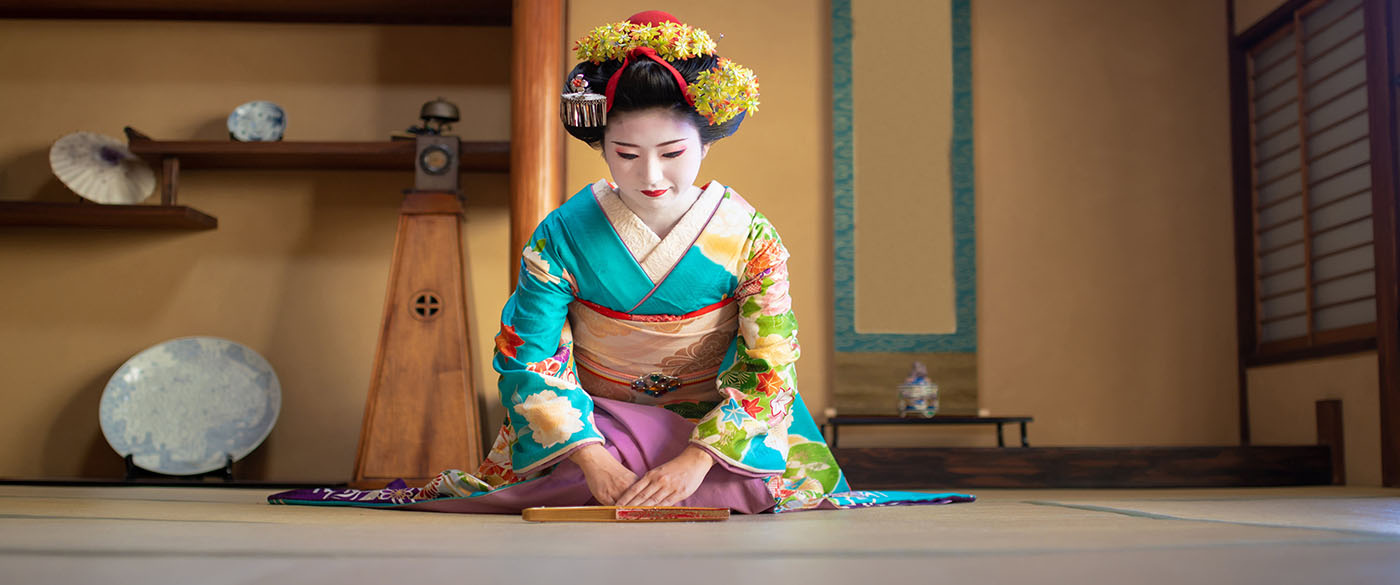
[271,11,972,514]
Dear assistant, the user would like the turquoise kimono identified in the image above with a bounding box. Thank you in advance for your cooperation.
[269,180,973,512]
[483,179,967,511]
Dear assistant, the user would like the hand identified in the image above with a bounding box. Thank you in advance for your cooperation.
[615,445,715,507]
[569,443,637,505]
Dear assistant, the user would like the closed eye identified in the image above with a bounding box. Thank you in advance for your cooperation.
[662,149,687,159]
[615,152,638,160]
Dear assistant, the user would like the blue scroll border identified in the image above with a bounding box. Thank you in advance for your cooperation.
[832,0,976,353]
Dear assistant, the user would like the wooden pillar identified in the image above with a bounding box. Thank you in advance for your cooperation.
[1363,0,1400,487]
[1226,0,1255,446]
[510,0,565,286]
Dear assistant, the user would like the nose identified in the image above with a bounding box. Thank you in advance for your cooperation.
[643,155,664,185]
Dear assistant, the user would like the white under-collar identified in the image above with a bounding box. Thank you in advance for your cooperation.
[593,179,725,283]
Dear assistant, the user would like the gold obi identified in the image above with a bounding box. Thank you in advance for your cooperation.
[567,297,738,405]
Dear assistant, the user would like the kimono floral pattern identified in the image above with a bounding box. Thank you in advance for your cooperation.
[494,231,605,475]
[514,390,586,448]
[421,469,492,498]
[269,479,428,506]
[494,324,524,359]
[526,342,582,391]
[523,239,562,286]
[690,213,802,477]
[474,423,524,488]
[774,434,845,511]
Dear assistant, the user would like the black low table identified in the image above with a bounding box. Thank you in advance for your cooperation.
[824,414,1034,448]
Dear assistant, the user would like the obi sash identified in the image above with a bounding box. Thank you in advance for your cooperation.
[568,297,738,406]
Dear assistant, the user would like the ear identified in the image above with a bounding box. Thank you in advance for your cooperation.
[700,143,712,159]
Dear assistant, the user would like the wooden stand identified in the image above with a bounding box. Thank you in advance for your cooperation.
[351,191,482,489]
[824,414,1035,448]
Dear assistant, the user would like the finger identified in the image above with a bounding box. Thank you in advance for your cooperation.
[616,477,649,505]
[641,487,675,507]
[620,480,663,507]
[657,491,683,507]
[629,482,666,507]
[613,477,641,503]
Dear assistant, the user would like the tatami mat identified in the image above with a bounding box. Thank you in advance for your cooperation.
[1028,495,1400,536]
[1,485,1397,584]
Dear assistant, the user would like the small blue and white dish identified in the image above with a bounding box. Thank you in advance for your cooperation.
[227,100,287,142]
[99,336,282,476]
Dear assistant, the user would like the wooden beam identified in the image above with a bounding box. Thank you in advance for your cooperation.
[1247,336,1376,367]
[1236,0,1311,46]
[509,0,564,287]
[0,0,512,26]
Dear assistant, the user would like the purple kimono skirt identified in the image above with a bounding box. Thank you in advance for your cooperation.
[268,397,973,514]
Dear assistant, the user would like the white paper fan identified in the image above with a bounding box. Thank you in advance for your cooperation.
[49,131,156,204]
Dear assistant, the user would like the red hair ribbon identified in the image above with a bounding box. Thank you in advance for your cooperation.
[602,11,694,113]
[603,46,697,113]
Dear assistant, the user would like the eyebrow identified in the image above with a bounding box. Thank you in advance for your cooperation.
[609,138,688,148]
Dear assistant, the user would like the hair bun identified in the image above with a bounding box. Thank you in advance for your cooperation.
[627,10,682,26]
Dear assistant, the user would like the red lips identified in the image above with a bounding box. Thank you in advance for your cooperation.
[641,189,669,198]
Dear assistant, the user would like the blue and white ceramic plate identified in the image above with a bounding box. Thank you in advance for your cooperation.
[227,100,286,142]
[99,337,281,475]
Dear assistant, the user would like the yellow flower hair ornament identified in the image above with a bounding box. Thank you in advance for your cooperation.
[574,20,718,64]
[688,58,760,125]
[561,10,759,128]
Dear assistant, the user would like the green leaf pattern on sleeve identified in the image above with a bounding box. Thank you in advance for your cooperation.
[691,213,801,474]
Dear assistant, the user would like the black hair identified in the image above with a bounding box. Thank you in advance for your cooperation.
[563,54,747,148]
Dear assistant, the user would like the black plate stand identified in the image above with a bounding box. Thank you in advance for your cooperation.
[124,453,234,482]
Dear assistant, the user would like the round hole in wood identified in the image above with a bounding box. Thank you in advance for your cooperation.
[410,290,442,320]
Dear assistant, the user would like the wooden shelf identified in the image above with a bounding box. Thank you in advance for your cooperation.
[0,201,217,230]
[3,131,508,231]
[0,0,510,26]
[126,131,511,173]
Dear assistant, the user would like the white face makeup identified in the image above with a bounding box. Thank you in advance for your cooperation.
[602,108,710,213]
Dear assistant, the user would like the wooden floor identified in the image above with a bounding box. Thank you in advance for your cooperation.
[2,484,1399,584]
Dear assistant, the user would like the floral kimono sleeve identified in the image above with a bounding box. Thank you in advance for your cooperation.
[492,224,604,475]
[690,213,800,475]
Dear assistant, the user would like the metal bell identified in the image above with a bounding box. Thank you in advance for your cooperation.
[420,98,460,126]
